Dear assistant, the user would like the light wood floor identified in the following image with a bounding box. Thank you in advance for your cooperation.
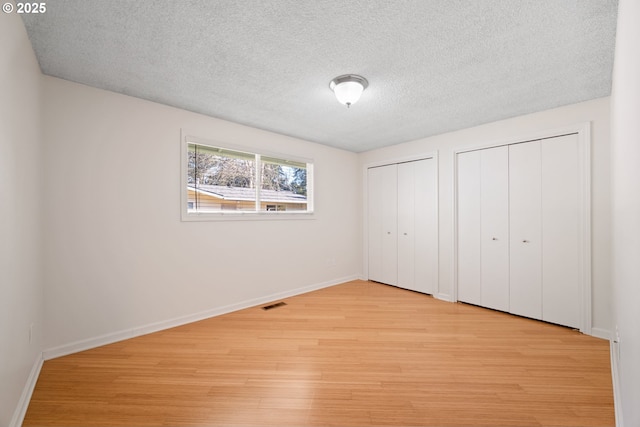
[24,280,614,426]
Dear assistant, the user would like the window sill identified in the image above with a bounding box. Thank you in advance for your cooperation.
[181,211,315,222]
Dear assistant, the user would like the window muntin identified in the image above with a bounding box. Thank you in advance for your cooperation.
[185,141,312,216]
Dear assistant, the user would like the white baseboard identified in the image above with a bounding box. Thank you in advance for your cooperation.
[43,275,360,360]
[610,339,623,427]
[10,353,43,427]
[591,327,612,340]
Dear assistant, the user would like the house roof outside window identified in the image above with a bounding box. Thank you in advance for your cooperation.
[188,185,307,204]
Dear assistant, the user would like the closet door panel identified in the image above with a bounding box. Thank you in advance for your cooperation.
[480,146,510,312]
[368,165,398,285]
[397,162,416,291]
[380,164,398,285]
[414,159,438,295]
[457,151,482,305]
[367,166,385,283]
[509,142,542,320]
[541,135,580,328]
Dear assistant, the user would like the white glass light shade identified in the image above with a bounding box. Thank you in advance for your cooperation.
[334,81,364,106]
[329,74,368,107]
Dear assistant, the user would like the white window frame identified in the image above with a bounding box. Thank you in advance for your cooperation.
[181,134,314,221]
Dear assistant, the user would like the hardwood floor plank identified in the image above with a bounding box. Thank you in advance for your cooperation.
[24,280,614,426]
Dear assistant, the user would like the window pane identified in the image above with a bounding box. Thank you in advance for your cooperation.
[187,143,257,212]
[259,156,307,212]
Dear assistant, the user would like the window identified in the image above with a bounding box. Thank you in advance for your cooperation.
[183,139,313,219]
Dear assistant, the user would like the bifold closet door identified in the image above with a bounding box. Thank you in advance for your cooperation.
[368,164,398,285]
[479,146,509,312]
[509,136,581,328]
[397,162,415,290]
[509,142,543,320]
[457,146,508,310]
[397,159,438,294]
[458,135,584,329]
[541,134,580,328]
[457,151,482,305]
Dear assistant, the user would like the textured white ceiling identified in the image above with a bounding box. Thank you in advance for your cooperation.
[21,1,618,152]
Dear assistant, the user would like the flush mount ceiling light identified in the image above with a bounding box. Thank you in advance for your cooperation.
[329,74,368,108]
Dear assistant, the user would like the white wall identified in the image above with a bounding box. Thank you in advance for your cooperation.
[42,77,361,354]
[359,97,612,335]
[610,0,640,424]
[0,10,44,427]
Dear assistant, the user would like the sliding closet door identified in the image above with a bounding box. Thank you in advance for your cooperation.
[480,146,509,312]
[541,134,580,328]
[368,164,398,285]
[457,151,481,305]
[509,142,542,320]
[398,159,438,294]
